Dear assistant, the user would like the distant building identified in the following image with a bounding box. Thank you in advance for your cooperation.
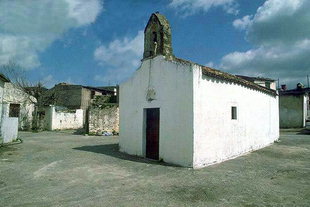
[236,75,276,90]
[119,13,279,168]
[40,83,119,132]
[279,83,310,128]
[41,83,116,122]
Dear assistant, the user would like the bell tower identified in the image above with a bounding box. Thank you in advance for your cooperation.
[143,12,173,59]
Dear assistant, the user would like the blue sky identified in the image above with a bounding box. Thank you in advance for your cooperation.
[0,0,309,89]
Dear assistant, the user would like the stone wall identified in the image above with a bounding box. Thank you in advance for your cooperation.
[88,105,119,135]
[279,95,305,128]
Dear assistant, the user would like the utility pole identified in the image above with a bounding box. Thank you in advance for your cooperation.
[307,75,309,88]
[277,78,280,90]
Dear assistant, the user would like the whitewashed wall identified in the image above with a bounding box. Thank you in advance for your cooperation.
[193,66,279,168]
[119,56,194,167]
[303,95,307,127]
[0,80,4,127]
[1,117,18,143]
[46,106,83,130]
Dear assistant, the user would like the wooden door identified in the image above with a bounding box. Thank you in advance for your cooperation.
[146,108,160,160]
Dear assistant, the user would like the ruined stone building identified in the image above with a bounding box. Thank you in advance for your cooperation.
[119,13,279,168]
[279,83,310,128]
[0,74,20,144]
[2,81,36,130]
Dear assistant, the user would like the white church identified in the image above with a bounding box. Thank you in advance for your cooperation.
[119,13,279,168]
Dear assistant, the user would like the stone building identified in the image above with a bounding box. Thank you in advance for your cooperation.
[2,82,36,130]
[119,13,279,168]
[279,83,310,128]
[0,74,19,143]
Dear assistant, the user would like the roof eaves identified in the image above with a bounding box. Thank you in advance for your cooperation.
[171,57,277,97]
[0,73,10,82]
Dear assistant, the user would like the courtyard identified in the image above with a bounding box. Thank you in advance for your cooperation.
[0,130,309,207]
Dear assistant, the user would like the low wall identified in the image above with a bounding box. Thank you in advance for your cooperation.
[88,105,119,134]
[45,106,84,130]
[1,117,18,143]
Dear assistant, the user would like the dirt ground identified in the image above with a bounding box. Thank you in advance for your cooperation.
[0,130,309,207]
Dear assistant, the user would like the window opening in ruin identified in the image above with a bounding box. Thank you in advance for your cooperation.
[9,104,20,117]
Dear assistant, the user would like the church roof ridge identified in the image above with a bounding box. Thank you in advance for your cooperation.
[170,57,277,96]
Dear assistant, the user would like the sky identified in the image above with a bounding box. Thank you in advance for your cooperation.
[0,0,309,89]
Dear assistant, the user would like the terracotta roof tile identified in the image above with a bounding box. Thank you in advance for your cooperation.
[171,57,277,96]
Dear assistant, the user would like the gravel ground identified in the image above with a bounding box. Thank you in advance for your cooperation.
[0,130,309,207]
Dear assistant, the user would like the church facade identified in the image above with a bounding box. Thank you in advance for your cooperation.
[119,13,279,168]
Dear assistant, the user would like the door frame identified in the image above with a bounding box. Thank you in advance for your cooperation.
[143,108,160,160]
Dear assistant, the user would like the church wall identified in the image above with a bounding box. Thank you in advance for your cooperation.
[119,56,194,167]
[193,67,279,168]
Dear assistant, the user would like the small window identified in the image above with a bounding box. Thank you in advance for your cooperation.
[9,104,20,117]
[231,106,237,120]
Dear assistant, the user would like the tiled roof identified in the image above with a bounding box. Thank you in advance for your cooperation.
[236,75,275,82]
[171,57,277,96]
[0,73,10,82]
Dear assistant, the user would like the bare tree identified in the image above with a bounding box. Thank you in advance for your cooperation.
[0,61,47,131]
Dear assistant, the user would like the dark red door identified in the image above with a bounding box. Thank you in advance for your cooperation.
[146,108,160,160]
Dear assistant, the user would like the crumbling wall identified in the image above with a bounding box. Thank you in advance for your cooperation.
[3,82,36,130]
[88,105,119,135]
[45,106,84,130]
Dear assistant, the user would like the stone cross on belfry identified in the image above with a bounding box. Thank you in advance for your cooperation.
[143,12,173,60]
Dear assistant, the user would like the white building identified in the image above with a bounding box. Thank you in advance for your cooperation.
[0,74,10,126]
[119,13,279,168]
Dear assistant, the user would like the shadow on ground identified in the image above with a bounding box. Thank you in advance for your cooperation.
[73,144,177,167]
[297,129,310,135]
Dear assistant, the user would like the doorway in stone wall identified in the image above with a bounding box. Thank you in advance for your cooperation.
[9,104,20,118]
